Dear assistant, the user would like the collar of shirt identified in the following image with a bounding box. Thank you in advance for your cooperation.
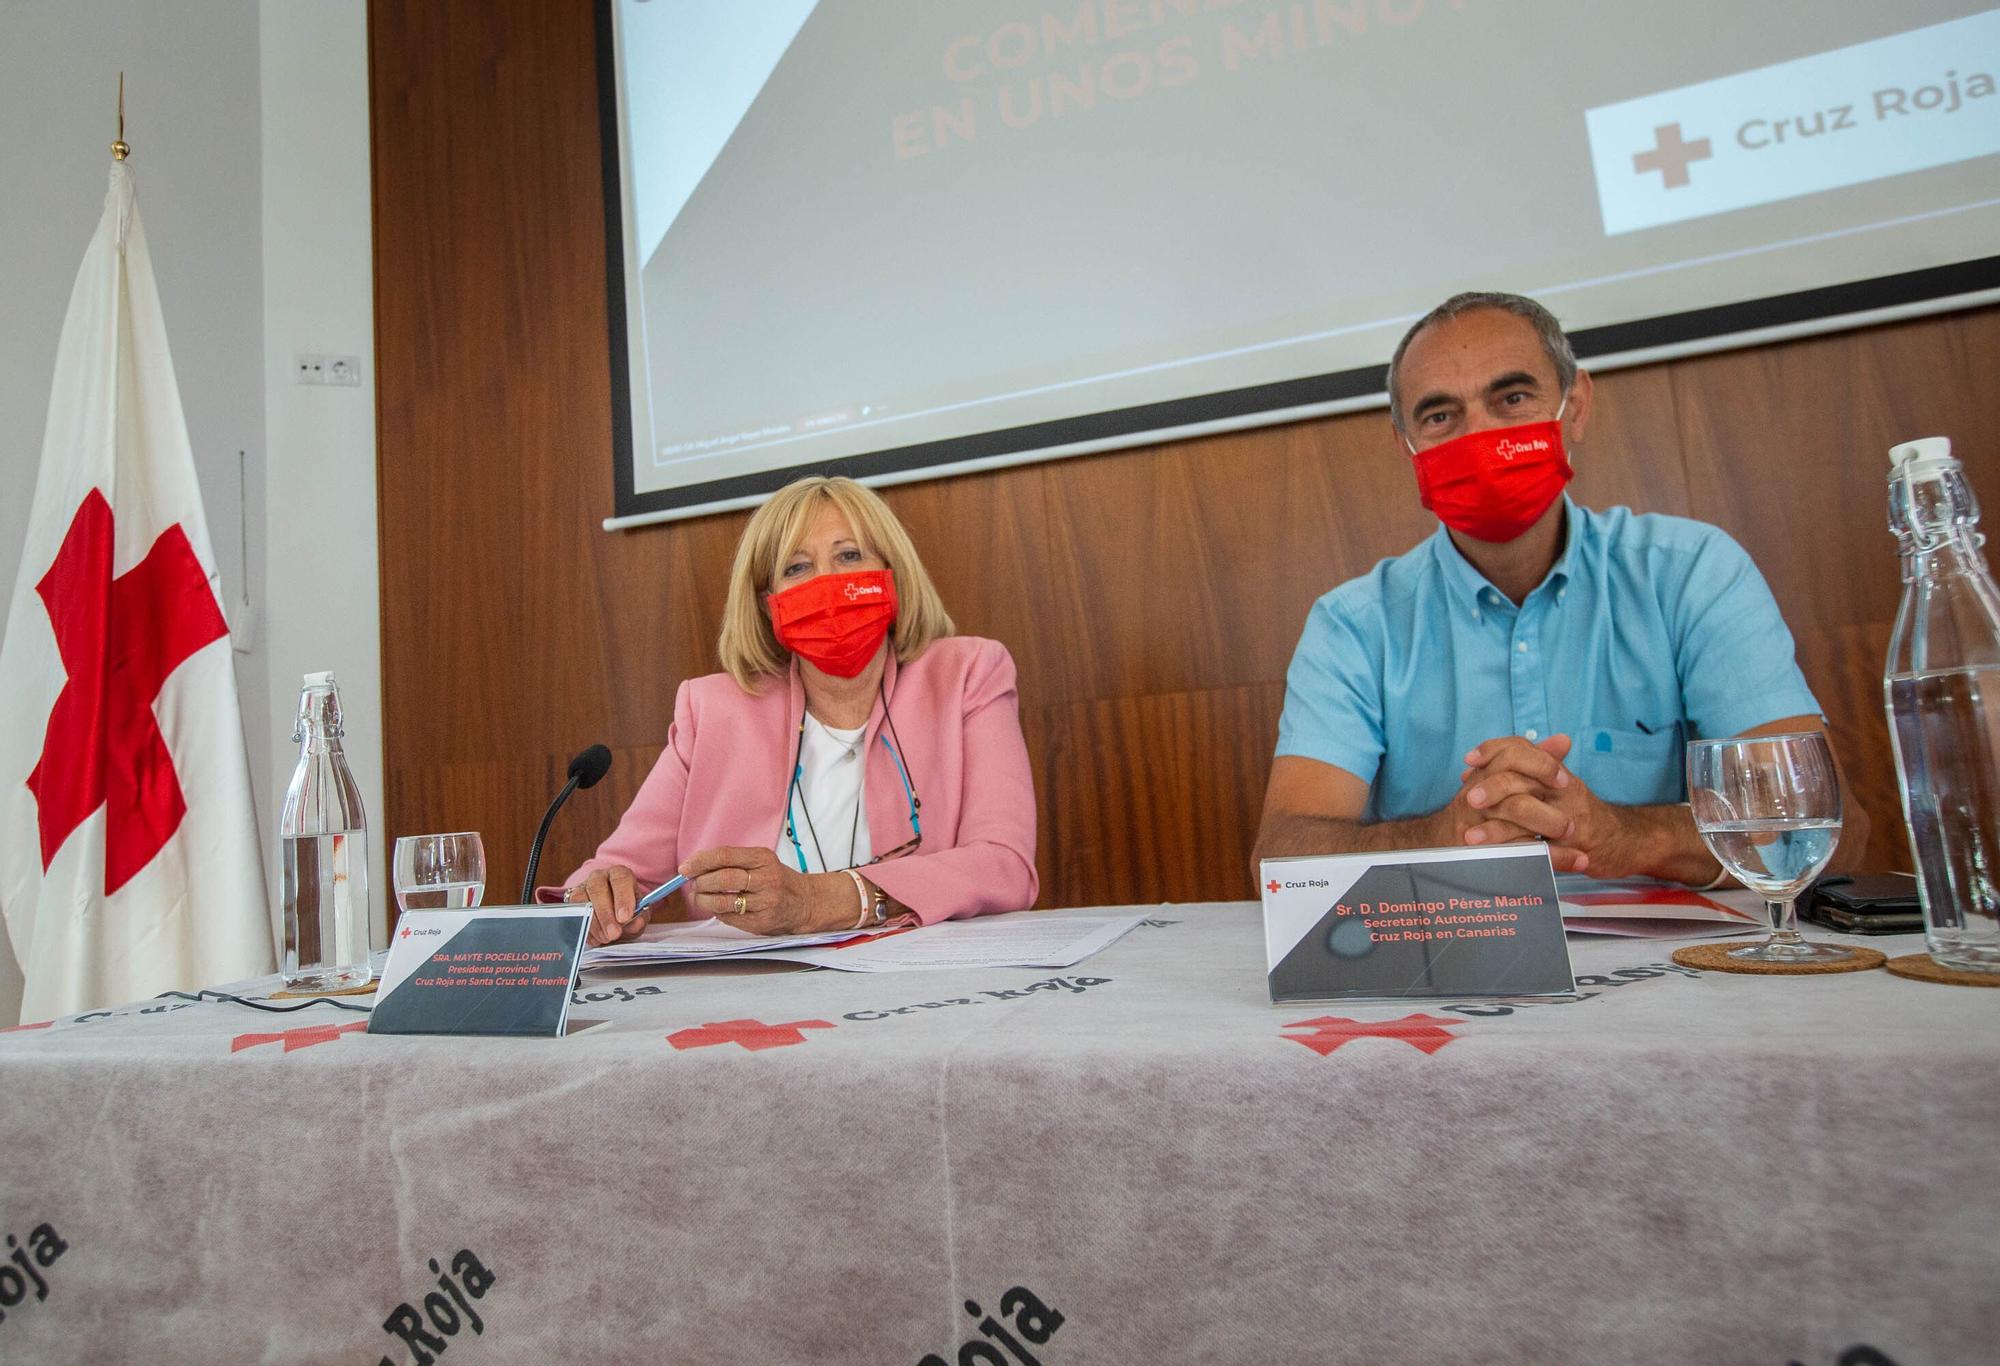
[1426,495,1585,623]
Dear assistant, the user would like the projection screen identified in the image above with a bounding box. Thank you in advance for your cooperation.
[598,0,2000,526]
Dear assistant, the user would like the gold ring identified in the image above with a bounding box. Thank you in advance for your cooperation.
[731,894,748,916]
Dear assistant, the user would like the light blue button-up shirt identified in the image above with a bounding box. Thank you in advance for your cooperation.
[1276,499,1822,822]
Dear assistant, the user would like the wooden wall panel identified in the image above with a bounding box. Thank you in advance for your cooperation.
[371,0,1996,909]
[1026,683,1285,908]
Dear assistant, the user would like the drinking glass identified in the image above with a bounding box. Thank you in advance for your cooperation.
[1687,732,1855,964]
[392,832,486,912]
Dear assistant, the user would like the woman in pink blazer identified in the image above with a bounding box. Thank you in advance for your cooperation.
[553,477,1038,944]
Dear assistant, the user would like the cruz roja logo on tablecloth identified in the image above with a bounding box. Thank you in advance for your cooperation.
[846,977,1110,1022]
[1276,960,1707,1045]
[1281,1014,1463,1056]
[0,1222,69,1328]
[660,978,1117,1050]
[572,981,667,1006]
[667,1018,837,1051]
[2,1001,195,1035]
[917,1285,1064,1365]
[1441,960,1702,1018]
[230,1020,369,1054]
[377,1249,497,1366]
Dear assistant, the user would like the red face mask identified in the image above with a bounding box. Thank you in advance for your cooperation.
[1409,411,1573,544]
[768,569,898,678]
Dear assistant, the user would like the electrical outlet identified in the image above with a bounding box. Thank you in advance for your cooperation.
[325,355,363,387]
[294,353,326,385]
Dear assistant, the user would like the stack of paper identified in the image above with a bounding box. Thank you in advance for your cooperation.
[1557,877,1766,939]
[581,908,1148,973]
[747,910,1146,972]
[582,919,901,968]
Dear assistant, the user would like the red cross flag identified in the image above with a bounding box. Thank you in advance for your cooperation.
[0,162,271,1021]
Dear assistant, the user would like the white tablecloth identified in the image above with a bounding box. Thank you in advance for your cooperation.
[0,905,1991,1364]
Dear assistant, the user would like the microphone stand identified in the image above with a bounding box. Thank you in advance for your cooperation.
[519,775,581,903]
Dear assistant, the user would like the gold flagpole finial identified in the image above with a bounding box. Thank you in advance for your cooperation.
[111,72,130,161]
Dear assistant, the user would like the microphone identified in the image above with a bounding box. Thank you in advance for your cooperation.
[568,743,613,789]
[520,744,613,902]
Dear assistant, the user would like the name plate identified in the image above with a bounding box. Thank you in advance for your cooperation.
[1260,844,1575,1003]
[370,907,591,1037]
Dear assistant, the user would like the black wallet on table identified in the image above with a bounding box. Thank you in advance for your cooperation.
[1800,873,1923,935]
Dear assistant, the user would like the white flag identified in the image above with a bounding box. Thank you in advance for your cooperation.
[0,162,272,1022]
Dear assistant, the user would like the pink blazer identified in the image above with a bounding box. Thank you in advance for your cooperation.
[549,636,1039,924]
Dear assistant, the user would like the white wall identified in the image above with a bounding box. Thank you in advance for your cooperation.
[259,0,384,951]
[0,0,380,1021]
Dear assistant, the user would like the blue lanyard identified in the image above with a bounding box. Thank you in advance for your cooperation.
[785,730,922,873]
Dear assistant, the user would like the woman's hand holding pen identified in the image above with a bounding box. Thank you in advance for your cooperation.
[568,865,652,946]
[569,849,865,944]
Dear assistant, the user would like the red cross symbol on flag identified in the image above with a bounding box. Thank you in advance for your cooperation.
[1280,1013,1463,1056]
[26,489,228,893]
[667,1018,836,1052]
[230,1020,368,1055]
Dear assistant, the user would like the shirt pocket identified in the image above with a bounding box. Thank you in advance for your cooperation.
[1573,724,1685,806]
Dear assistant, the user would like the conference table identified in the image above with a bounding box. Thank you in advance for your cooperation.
[0,904,1992,1364]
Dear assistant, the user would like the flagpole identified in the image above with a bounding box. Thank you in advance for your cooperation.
[112,72,129,161]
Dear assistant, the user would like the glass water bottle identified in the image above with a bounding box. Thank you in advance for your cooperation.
[1883,436,2000,972]
[279,671,373,990]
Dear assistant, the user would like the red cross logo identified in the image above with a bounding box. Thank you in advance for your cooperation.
[1281,1013,1462,1057]
[1632,122,1712,189]
[1265,879,1281,895]
[230,1020,368,1054]
[26,490,229,894]
[400,927,412,938]
[667,1018,836,1052]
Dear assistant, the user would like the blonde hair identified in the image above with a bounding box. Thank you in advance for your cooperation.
[717,477,955,691]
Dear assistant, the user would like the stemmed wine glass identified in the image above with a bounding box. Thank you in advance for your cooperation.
[392,832,487,912]
[1687,732,1855,964]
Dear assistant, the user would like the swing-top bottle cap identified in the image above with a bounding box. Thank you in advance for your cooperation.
[1889,436,1953,474]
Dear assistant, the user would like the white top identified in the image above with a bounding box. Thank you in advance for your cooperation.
[777,715,872,874]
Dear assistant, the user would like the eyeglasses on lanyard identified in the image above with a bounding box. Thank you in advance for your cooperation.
[783,680,923,873]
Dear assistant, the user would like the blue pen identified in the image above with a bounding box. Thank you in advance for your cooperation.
[634,873,689,916]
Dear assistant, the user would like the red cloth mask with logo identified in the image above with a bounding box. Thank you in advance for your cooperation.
[768,569,898,677]
[1410,416,1573,544]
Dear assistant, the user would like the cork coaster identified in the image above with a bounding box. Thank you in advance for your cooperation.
[1885,953,2000,987]
[268,981,377,999]
[1671,942,1886,975]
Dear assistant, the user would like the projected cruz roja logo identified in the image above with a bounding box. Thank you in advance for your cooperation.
[1735,67,1994,151]
[1633,122,1712,188]
[1631,65,1995,187]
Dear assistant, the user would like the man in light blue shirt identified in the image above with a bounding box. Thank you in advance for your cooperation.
[1254,292,1866,884]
